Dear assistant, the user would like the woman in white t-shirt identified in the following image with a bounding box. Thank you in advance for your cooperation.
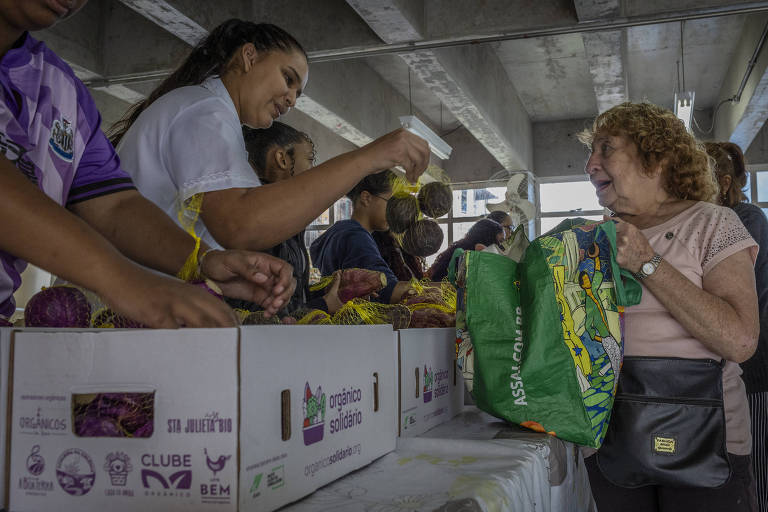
[110,19,429,253]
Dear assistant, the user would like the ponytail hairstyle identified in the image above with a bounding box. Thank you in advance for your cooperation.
[242,122,313,183]
[108,20,306,147]
[703,141,748,207]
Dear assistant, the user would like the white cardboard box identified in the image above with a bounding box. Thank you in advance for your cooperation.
[7,328,240,512]
[398,328,464,437]
[239,325,398,511]
[0,328,11,508]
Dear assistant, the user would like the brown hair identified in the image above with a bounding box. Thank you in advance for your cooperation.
[578,102,718,202]
[108,20,305,147]
[703,142,748,207]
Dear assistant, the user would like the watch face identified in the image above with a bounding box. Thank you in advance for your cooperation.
[642,262,655,275]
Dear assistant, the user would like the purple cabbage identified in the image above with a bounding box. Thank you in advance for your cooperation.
[73,392,154,438]
[24,286,91,328]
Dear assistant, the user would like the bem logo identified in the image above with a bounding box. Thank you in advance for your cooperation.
[140,469,192,490]
[302,382,326,446]
[49,117,74,161]
[204,448,231,477]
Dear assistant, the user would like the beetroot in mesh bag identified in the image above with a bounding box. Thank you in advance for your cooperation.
[402,220,444,257]
[73,392,154,438]
[91,308,145,329]
[408,307,455,328]
[385,192,419,234]
[25,286,91,328]
[417,181,453,219]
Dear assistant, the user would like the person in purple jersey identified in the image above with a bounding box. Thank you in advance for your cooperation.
[0,0,296,327]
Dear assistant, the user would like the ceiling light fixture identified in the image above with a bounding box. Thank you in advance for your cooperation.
[400,115,453,160]
[674,91,695,132]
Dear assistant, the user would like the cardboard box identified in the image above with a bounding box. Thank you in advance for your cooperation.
[7,328,239,512]
[0,328,11,508]
[239,325,398,511]
[398,328,464,437]
[4,325,399,512]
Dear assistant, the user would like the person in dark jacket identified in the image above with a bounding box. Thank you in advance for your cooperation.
[706,141,768,510]
[310,170,414,304]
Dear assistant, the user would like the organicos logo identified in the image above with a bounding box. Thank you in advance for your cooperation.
[56,448,95,496]
[423,365,434,403]
[302,382,326,446]
[19,407,66,434]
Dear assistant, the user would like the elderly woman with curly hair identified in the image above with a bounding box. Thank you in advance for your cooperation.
[580,102,760,511]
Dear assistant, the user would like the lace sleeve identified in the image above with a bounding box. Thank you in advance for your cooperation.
[701,206,757,273]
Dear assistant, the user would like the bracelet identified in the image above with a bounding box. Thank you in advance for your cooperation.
[176,236,201,282]
[197,248,216,279]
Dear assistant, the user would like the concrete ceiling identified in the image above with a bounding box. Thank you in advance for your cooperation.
[35,0,768,181]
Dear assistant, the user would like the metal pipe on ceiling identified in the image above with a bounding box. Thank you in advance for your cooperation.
[308,3,768,62]
[83,3,768,87]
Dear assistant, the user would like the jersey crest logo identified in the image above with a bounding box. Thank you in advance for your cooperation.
[49,117,74,161]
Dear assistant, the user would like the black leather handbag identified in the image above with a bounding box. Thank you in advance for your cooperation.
[596,356,732,488]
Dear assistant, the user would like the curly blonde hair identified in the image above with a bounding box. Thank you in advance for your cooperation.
[578,102,718,202]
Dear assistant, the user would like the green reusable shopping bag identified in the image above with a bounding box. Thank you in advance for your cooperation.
[457,220,641,448]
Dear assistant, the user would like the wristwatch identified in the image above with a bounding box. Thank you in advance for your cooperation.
[633,253,662,280]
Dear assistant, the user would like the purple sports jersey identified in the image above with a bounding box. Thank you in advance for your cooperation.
[0,33,135,318]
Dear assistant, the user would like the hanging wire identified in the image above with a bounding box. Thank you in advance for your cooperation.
[408,67,413,116]
[680,21,686,91]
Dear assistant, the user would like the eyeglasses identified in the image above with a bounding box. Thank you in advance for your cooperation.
[371,194,391,202]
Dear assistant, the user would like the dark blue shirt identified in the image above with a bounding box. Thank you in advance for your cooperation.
[310,220,398,303]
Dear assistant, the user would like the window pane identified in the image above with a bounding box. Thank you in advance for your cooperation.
[540,215,603,235]
[452,187,507,218]
[452,221,476,242]
[757,172,768,202]
[334,197,352,222]
[539,181,601,213]
[310,210,330,226]
[425,223,449,268]
[304,229,325,253]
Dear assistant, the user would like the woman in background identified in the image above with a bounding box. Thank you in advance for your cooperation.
[705,141,768,511]
[426,218,504,281]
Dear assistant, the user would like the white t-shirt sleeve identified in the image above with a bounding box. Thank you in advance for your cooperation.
[163,98,260,203]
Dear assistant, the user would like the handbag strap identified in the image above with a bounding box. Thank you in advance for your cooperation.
[598,221,643,307]
[447,248,465,287]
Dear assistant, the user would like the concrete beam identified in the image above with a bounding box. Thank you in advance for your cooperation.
[117,0,207,45]
[714,14,768,151]
[345,0,424,43]
[403,47,533,170]
[573,0,620,21]
[575,1,627,113]
[581,31,628,113]
[349,0,533,171]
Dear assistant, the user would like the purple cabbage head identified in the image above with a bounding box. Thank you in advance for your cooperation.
[24,286,91,328]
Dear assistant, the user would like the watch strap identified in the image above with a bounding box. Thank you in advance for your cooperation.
[633,253,662,280]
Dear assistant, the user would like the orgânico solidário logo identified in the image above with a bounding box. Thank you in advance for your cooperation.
[26,445,44,476]
[302,382,326,445]
[56,448,95,496]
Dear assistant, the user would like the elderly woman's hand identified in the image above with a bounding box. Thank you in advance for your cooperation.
[612,217,656,273]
